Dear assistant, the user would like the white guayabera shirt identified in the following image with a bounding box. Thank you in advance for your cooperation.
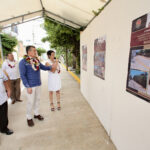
[0,69,8,105]
[2,60,20,80]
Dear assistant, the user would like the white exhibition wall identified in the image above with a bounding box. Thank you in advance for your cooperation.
[80,0,150,150]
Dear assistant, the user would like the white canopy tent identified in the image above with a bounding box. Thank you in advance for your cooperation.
[0,0,109,30]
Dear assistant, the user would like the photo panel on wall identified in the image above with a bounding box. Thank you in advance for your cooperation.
[94,35,106,80]
[82,45,87,71]
[126,12,150,102]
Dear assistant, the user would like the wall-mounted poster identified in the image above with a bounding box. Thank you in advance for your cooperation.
[82,45,87,71]
[126,12,150,102]
[94,36,106,79]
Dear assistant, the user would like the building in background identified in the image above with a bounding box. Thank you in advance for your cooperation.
[2,18,50,61]
[18,41,26,60]
[2,24,19,60]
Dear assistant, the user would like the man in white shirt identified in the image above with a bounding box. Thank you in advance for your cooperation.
[0,69,13,135]
[2,53,22,104]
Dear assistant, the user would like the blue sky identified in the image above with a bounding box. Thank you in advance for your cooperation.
[130,69,147,78]
[132,49,141,55]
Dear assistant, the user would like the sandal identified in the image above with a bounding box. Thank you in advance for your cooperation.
[57,102,61,110]
[50,103,55,111]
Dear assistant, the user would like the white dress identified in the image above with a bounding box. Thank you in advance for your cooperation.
[48,59,61,91]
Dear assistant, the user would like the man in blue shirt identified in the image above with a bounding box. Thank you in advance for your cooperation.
[19,45,57,127]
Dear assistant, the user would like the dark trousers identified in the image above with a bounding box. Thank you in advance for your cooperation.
[10,78,21,101]
[0,102,8,132]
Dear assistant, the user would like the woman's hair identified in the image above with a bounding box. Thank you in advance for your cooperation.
[47,50,55,58]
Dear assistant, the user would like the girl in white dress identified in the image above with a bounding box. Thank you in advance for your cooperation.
[46,50,61,111]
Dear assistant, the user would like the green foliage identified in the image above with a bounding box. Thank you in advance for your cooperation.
[67,51,73,66]
[75,53,80,74]
[54,47,65,59]
[36,47,46,56]
[42,18,80,50]
[0,26,2,32]
[42,17,80,72]
[92,0,112,16]
[0,33,18,56]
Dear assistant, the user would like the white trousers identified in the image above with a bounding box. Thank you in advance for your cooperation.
[26,86,41,120]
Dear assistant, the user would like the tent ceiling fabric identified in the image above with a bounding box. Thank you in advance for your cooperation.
[0,0,108,28]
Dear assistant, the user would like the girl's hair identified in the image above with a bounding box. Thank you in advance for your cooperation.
[47,50,55,58]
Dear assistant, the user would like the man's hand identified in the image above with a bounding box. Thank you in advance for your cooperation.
[3,80,11,97]
[27,88,32,94]
[7,90,11,97]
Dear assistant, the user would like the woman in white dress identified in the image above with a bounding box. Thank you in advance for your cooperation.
[46,50,61,111]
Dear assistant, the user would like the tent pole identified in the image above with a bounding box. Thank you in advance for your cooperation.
[0,10,43,24]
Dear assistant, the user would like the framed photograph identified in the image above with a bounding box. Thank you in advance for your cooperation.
[126,12,150,102]
[82,45,87,71]
[94,36,106,79]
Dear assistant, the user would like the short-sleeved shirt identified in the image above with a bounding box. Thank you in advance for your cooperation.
[0,69,8,105]
[2,60,20,80]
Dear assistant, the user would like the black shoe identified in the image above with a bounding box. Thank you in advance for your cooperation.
[1,129,13,135]
[34,115,44,121]
[27,119,34,127]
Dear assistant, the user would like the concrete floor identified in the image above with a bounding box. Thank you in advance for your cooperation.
[0,68,117,150]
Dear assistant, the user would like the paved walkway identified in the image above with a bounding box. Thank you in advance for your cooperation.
[0,67,116,150]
